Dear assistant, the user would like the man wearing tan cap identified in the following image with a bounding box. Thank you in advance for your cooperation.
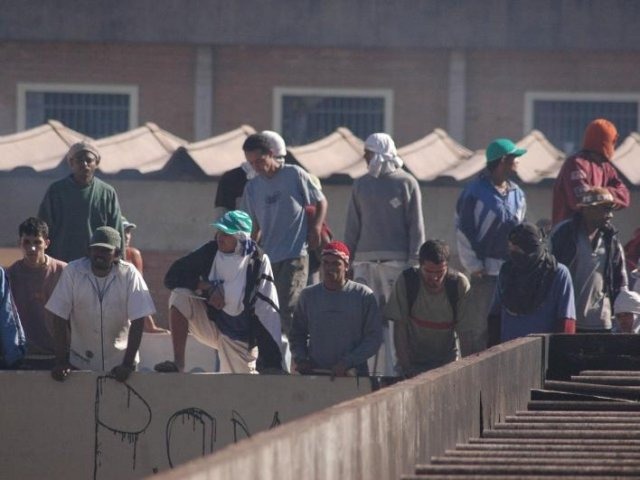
[38,142,125,262]
[550,187,628,332]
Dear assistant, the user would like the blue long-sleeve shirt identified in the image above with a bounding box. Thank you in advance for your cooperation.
[455,172,526,275]
[0,267,26,367]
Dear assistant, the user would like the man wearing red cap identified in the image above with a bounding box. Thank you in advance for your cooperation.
[552,118,630,225]
[290,241,382,377]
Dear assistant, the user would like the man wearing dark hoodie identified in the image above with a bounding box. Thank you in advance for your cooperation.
[551,118,630,225]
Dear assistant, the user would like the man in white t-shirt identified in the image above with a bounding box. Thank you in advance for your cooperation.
[46,226,156,381]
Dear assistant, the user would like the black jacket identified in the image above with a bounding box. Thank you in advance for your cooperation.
[550,215,626,307]
[164,240,282,371]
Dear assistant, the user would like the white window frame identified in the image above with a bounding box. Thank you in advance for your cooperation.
[16,82,139,132]
[273,87,394,139]
[524,91,640,134]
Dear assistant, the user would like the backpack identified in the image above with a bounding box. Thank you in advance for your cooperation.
[401,267,460,323]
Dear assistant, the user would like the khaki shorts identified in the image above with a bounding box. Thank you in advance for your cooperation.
[169,289,257,374]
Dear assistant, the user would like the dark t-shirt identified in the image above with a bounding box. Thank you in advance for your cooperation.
[215,167,248,211]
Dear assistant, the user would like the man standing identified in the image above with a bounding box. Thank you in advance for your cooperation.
[213,130,284,220]
[344,132,425,376]
[38,141,125,262]
[491,223,576,343]
[241,133,327,339]
[159,210,282,374]
[46,227,155,381]
[7,217,66,369]
[385,240,469,378]
[290,241,382,377]
[455,138,527,355]
[552,118,630,225]
[550,187,627,333]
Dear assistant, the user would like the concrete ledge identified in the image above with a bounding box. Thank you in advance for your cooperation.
[153,337,543,480]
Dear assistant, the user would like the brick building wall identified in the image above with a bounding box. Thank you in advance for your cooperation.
[0,41,196,139]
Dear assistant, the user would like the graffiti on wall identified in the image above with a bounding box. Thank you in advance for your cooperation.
[93,376,281,479]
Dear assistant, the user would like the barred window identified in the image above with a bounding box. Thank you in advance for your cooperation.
[526,93,640,153]
[18,84,138,138]
[274,88,392,145]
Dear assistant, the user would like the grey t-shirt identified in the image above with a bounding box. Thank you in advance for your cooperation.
[243,165,324,263]
[571,232,611,330]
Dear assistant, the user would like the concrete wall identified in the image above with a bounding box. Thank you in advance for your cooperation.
[5,175,640,253]
[4,174,640,327]
[153,337,543,480]
[0,371,373,479]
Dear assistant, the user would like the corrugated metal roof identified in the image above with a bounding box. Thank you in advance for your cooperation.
[613,132,640,184]
[95,122,186,174]
[181,125,255,176]
[288,127,366,179]
[399,128,473,181]
[515,130,565,184]
[0,120,89,172]
[2,121,639,185]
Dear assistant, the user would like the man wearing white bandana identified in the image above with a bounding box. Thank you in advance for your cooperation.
[157,210,283,374]
[213,131,284,221]
[344,133,425,377]
[241,133,327,348]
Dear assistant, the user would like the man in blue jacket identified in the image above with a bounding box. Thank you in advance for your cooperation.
[0,267,26,369]
[455,138,527,354]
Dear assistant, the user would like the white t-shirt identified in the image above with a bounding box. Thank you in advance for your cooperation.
[46,258,156,371]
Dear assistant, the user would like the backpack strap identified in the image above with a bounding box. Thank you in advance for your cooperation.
[403,266,459,324]
[444,270,460,324]
[243,247,264,310]
[402,267,420,314]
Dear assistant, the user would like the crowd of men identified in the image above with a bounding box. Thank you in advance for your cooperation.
[1,118,639,380]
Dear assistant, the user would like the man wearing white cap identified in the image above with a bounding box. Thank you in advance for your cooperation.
[344,132,425,376]
[159,210,283,374]
[241,133,327,344]
[47,226,155,381]
[214,130,284,221]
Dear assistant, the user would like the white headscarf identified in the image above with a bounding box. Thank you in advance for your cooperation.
[364,133,403,178]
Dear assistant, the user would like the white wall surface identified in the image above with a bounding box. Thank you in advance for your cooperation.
[0,371,371,479]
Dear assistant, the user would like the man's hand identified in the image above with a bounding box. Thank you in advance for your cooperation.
[307,225,322,250]
[207,285,225,310]
[401,366,419,379]
[471,269,486,279]
[331,360,349,379]
[144,316,170,334]
[111,364,134,382]
[51,363,71,382]
[295,359,315,375]
[616,313,634,333]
